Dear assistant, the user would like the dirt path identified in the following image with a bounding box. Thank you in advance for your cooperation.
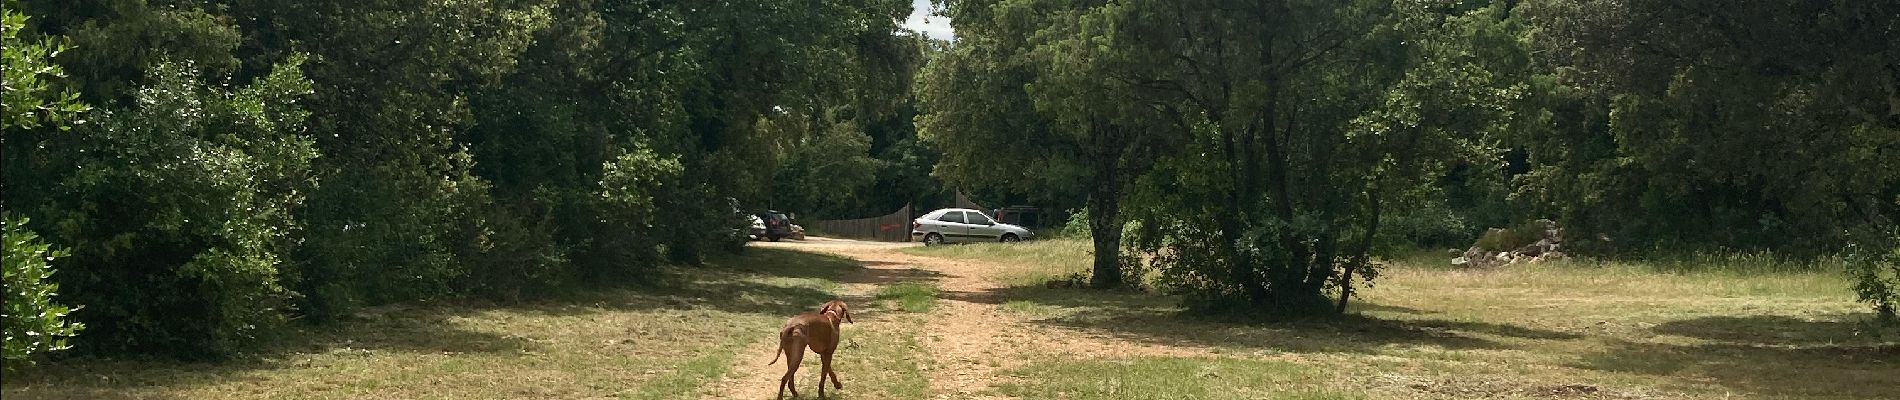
[701,238,922,399]
[706,237,1214,399]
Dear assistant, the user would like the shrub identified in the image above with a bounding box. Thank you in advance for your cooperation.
[1377,199,1477,250]
[3,216,84,371]
[1848,232,1900,323]
[449,183,571,301]
[578,147,683,280]
[20,57,315,357]
[1055,207,1092,238]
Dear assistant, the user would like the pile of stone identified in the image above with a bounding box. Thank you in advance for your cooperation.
[1452,219,1566,268]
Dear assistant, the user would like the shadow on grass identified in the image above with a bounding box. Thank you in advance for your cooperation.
[1650,314,1894,347]
[5,309,542,400]
[1576,338,1899,398]
[3,246,869,398]
[973,284,1581,355]
[1561,313,1900,399]
[515,247,875,317]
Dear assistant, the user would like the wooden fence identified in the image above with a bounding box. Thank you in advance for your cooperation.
[805,204,914,242]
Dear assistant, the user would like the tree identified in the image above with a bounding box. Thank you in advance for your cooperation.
[8,57,317,357]
[1515,0,1900,254]
[924,0,1524,312]
[2,3,87,369]
[1,3,86,131]
[919,0,1147,288]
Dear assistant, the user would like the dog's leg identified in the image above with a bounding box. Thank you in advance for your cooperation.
[779,328,806,399]
[822,352,842,389]
[816,361,828,399]
[778,371,790,400]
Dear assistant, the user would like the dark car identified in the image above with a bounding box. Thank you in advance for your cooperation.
[754,210,795,241]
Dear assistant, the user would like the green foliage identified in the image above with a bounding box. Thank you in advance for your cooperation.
[583,147,686,280]
[13,56,316,357]
[1515,0,1900,254]
[757,108,883,215]
[1055,207,1092,239]
[1847,232,1900,323]
[1,4,88,132]
[3,216,83,371]
[1376,197,1475,251]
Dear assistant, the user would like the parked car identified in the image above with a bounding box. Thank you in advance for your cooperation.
[788,224,806,240]
[748,214,767,240]
[910,208,1034,245]
[754,210,795,241]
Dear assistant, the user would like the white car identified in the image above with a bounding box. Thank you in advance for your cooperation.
[910,208,1034,245]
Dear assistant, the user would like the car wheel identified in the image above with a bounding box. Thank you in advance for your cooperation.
[1001,233,1020,243]
[924,233,944,246]
[768,235,782,242]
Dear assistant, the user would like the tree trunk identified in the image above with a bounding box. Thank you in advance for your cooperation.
[1087,195,1124,289]
[1218,117,1270,305]
[1336,186,1382,314]
[1087,120,1126,289]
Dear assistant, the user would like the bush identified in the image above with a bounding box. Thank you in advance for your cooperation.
[1848,232,1900,323]
[18,58,315,357]
[1055,207,1092,238]
[448,181,572,302]
[577,147,683,280]
[3,216,84,371]
[1377,199,1477,250]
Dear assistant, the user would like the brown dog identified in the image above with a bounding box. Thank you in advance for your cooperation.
[769,300,853,399]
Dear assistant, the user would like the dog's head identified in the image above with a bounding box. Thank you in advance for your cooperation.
[819,299,853,324]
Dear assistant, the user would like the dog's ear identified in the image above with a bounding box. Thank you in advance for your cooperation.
[842,305,853,323]
[819,302,837,315]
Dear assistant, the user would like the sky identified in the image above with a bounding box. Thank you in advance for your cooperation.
[902,0,954,41]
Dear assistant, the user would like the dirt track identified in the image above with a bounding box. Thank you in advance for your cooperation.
[703,237,1211,400]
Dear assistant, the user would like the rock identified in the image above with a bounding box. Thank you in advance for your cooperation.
[1455,220,1566,268]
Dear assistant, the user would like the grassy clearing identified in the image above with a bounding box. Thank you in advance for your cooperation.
[912,239,1900,400]
[995,356,1361,400]
[1,248,862,400]
[875,281,940,313]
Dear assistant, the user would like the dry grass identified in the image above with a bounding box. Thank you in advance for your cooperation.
[0,248,917,400]
[908,239,1900,400]
[903,239,1095,286]
[994,356,1361,400]
[11,239,1894,400]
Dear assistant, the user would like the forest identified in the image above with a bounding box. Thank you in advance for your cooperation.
[5,0,1897,375]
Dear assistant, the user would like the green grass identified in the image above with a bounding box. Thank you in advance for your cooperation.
[913,239,1900,400]
[0,248,863,400]
[901,239,1094,286]
[875,281,940,313]
[995,356,1361,400]
[1000,300,1067,318]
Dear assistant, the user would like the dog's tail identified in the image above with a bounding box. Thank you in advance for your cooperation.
[768,325,800,365]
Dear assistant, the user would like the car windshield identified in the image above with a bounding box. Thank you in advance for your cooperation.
[966,212,994,225]
[939,212,966,224]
